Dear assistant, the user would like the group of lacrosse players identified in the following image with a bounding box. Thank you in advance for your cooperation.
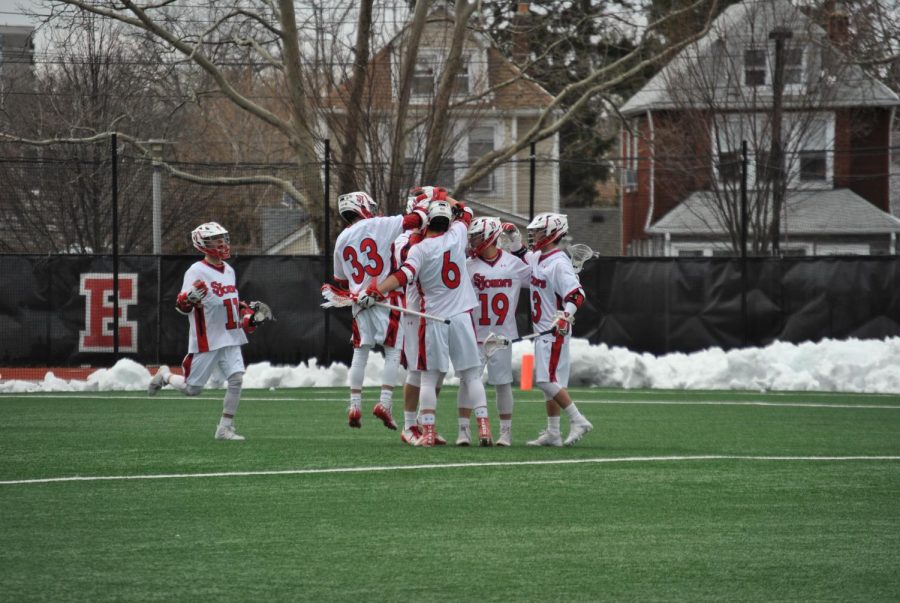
[147,185,593,447]
[327,186,593,448]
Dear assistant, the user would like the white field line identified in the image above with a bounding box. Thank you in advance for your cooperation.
[2,455,899,486]
[3,394,899,410]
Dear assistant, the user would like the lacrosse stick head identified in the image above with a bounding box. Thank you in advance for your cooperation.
[482,332,511,358]
[567,243,598,274]
[320,283,354,308]
[249,301,275,322]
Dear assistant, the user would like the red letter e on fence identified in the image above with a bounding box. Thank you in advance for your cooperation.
[79,273,139,353]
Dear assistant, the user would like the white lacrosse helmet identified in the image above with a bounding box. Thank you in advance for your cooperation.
[468,217,502,257]
[527,212,568,251]
[427,200,454,232]
[337,191,378,222]
[191,222,231,259]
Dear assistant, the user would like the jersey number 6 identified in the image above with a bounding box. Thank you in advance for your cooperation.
[441,251,461,289]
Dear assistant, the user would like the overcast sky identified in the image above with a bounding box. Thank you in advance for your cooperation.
[0,0,38,27]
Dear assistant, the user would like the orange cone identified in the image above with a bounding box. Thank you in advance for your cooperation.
[520,353,534,391]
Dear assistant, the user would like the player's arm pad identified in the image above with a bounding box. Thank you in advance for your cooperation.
[564,287,585,316]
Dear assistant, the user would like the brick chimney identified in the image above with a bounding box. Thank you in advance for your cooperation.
[826,0,850,50]
[512,2,530,65]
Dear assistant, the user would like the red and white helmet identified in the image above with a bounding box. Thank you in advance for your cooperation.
[527,212,568,251]
[191,222,231,259]
[337,191,378,222]
[468,217,502,257]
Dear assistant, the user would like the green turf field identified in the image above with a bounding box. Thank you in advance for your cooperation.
[2,387,899,602]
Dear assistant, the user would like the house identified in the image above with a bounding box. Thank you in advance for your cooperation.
[0,25,35,97]
[618,0,900,256]
[324,3,560,221]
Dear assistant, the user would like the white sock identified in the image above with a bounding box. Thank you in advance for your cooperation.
[219,416,234,428]
[458,417,470,430]
[548,416,561,432]
[565,403,585,423]
[379,389,393,409]
[404,411,417,430]
[474,406,488,419]
[420,413,436,426]
[500,419,512,433]
[349,392,361,408]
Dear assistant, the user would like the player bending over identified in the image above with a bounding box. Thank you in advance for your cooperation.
[359,195,491,447]
[148,222,272,441]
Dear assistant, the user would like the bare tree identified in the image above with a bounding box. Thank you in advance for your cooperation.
[2,0,723,250]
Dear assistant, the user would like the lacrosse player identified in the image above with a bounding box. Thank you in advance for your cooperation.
[147,222,272,441]
[358,194,492,447]
[392,187,447,445]
[504,213,593,446]
[463,217,532,446]
[332,191,427,431]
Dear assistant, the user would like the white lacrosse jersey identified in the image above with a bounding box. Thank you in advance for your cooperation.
[525,248,585,333]
[333,215,405,294]
[467,250,532,343]
[401,221,476,318]
[181,260,248,354]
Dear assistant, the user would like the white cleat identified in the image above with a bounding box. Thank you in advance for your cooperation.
[564,420,593,446]
[456,425,472,446]
[526,430,562,447]
[496,429,512,447]
[147,366,170,396]
[214,425,245,441]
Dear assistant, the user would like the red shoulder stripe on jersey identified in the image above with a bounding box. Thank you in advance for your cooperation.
[194,306,209,352]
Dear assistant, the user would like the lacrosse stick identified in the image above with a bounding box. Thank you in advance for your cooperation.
[482,329,555,358]
[248,301,275,323]
[567,243,599,274]
[320,284,450,325]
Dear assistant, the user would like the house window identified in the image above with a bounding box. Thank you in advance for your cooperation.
[435,159,456,189]
[783,44,804,85]
[717,150,742,182]
[468,126,494,192]
[677,249,704,257]
[799,151,826,181]
[454,55,470,95]
[756,150,779,184]
[412,55,435,96]
[744,48,767,86]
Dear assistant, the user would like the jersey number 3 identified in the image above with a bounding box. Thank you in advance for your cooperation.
[343,238,384,284]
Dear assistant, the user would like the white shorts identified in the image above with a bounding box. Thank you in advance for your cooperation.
[183,345,245,388]
[402,314,424,370]
[352,292,402,349]
[479,344,513,385]
[533,334,570,388]
[417,311,480,373]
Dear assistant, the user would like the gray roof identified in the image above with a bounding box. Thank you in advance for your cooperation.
[648,188,900,236]
[620,0,900,116]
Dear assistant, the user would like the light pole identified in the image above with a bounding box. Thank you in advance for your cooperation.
[148,139,167,254]
[768,27,793,256]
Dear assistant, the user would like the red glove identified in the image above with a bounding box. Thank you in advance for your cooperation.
[551,311,572,336]
[239,301,257,334]
[187,279,208,304]
[356,282,385,310]
[175,291,195,314]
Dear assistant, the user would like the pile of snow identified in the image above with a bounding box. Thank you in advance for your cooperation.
[2,337,900,394]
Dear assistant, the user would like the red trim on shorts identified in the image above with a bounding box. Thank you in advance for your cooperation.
[384,292,402,348]
[351,318,361,348]
[194,306,209,352]
[416,317,427,371]
[182,353,194,379]
[548,334,564,382]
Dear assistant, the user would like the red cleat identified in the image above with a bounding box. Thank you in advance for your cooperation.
[477,417,493,447]
[434,433,448,445]
[401,425,421,445]
[415,424,436,447]
[348,406,362,428]
[373,403,397,430]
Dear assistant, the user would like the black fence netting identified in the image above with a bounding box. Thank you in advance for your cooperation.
[1,255,899,370]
